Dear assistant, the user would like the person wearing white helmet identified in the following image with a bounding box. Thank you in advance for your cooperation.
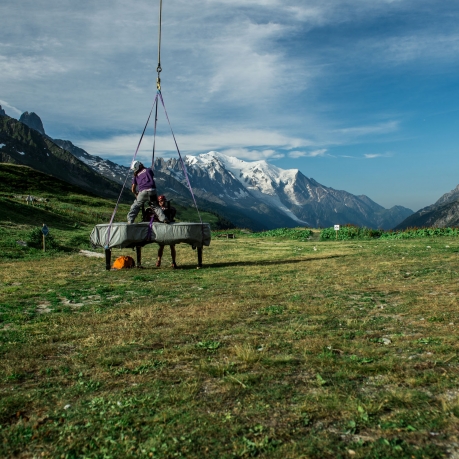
[127,161,168,224]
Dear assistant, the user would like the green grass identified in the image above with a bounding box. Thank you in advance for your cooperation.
[1,232,459,458]
[321,224,459,240]
[249,228,313,240]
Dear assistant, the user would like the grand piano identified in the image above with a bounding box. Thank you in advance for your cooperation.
[90,222,212,269]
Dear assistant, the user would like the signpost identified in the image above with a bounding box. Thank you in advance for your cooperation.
[334,224,340,240]
[42,224,49,252]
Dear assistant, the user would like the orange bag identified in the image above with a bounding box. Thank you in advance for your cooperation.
[112,255,136,270]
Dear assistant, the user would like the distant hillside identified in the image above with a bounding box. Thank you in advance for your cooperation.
[0,114,131,203]
[0,163,101,197]
[394,182,459,230]
[0,163,233,231]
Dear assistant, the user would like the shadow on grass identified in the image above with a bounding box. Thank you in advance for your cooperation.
[201,254,346,269]
[119,254,347,271]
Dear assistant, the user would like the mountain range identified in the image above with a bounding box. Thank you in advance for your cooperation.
[0,106,420,230]
[153,153,413,230]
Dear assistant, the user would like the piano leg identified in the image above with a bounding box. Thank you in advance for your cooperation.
[197,247,203,269]
[136,246,142,267]
[105,248,111,271]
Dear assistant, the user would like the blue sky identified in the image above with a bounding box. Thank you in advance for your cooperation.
[1,0,458,211]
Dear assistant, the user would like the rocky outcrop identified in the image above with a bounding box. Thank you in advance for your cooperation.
[19,112,46,136]
[435,184,459,206]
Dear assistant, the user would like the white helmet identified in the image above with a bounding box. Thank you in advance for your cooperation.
[131,160,143,172]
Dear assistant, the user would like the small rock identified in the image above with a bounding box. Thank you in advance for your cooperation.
[64,404,71,410]
[79,250,104,258]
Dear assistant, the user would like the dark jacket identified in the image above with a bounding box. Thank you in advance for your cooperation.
[142,204,176,222]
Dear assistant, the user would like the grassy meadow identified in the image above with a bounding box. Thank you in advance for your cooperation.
[1,164,459,458]
[1,225,459,458]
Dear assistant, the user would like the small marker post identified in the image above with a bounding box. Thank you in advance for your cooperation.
[42,224,49,252]
[334,224,340,240]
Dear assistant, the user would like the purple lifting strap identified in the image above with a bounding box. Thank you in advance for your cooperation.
[146,214,156,241]
[159,92,202,224]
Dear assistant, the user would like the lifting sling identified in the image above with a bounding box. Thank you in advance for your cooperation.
[105,0,202,249]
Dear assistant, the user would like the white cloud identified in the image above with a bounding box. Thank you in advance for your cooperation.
[0,55,69,81]
[353,33,459,67]
[78,127,311,161]
[207,0,280,5]
[207,22,286,99]
[220,148,284,161]
[0,99,22,116]
[334,121,399,137]
[364,152,392,159]
[289,149,327,158]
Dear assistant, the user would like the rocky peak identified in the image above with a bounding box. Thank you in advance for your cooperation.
[435,184,459,206]
[0,105,6,116]
[19,111,46,135]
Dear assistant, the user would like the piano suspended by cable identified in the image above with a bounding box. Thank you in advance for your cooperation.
[90,221,211,269]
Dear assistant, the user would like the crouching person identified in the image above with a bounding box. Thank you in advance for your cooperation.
[127,161,168,224]
[156,195,177,269]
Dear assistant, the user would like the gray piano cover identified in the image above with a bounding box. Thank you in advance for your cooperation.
[90,222,211,249]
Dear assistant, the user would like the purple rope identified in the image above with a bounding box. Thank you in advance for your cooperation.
[146,214,156,241]
[158,92,202,224]
[104,94,159,248]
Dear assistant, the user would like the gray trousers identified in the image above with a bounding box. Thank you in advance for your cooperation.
[127,190,167,223]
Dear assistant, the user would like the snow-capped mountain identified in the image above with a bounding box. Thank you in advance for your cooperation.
[52,139,130,186]
[154,151,413,230]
